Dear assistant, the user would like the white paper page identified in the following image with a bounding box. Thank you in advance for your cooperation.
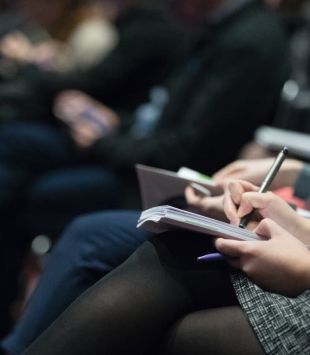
[138,205,262,241]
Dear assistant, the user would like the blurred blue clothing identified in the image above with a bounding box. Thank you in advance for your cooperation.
[0,121,121,337]
[2,211,148,355]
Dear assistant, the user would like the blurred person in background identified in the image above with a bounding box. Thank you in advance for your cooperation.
[237,0,310,160]
[0,0,187,338]
[0,0,118,73]
[0,0,290,351]
[0,0,183,120]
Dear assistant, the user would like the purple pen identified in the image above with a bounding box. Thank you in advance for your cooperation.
[197,252,226,262]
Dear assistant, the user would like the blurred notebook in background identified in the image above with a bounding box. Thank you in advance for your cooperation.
[255,126,310,159]
[135,164,222,209]
[137,205,262,241]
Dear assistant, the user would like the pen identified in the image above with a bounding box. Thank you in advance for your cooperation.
[197,252,226,262]
[239,146,289,229]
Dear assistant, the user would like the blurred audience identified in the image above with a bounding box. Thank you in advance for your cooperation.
[238,0,310,159]
[0,0,290,343]
[0,0,184,121]
[0,0,118,73]
[0,0,187,337]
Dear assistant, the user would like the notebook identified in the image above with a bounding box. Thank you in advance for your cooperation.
[137,205,263,241]
[135,164,222,209]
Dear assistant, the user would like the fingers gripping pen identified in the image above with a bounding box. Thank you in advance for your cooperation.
[239,147,288,229]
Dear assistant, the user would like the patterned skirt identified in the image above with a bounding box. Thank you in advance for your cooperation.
[232,272,310,355]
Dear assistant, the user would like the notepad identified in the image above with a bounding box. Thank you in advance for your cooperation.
[135,164,222,209]
[137,205,263,241]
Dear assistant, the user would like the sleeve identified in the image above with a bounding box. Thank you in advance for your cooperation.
[18,18,183,110]
[92,41,287,173]
[294,164,310,199]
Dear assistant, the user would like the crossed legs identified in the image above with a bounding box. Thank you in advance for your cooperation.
[24,232,264,355]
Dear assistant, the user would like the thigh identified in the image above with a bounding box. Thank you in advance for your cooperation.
[53,209,151,274]
[160,307,265,355]
[0,121,75,173]
[23,166,122,236]
[24,240,194,355]
[150,231,238,309]
[0,122,77,219]
[24,232,237,355]
[2,211,150,355]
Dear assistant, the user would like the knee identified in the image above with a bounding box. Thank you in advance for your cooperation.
[53,210,140,263]
[57,211,112,250]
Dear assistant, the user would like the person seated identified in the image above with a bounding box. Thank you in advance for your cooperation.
[0,0,184,120]
[20,179,310,354]
[0,0,287,340]
[0,0,289,338]
[2,156,309,354]
[0,0,118,73]
[0,0,185,336]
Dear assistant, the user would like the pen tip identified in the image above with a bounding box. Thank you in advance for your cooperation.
[282,146,289,155]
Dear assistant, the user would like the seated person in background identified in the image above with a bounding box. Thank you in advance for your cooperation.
[0,0,118,73]
[2,156,309,354]
[22,179,310,354]
[0,0,185,336]
[0,0,289,337]
[0,0,184,120]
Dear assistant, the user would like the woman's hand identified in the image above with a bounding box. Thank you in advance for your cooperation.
[185,186,227,221]
[213,158,303,189]
[222,179,310,243]
[215,219,310,297]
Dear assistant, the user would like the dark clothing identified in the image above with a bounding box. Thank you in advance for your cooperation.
[0,122,122,337]
[93,1,289,174]
[2,211,148,355]
[0,7,185,121]
[22,232,264,355]
[0,0,288,337]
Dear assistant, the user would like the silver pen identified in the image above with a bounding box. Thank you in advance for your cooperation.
[239,146,288,229]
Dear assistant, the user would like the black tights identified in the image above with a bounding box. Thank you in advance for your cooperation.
[24,232,265,355]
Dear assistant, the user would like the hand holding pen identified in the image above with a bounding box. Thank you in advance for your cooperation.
[198,147,289,263]
[239,147,288,228]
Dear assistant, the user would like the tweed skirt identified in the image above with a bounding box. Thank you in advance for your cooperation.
[232,272,310,355]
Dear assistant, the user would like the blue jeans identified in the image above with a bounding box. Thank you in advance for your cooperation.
[2,211,150,355]
[0,121,121,236]
[0,121,121,336]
